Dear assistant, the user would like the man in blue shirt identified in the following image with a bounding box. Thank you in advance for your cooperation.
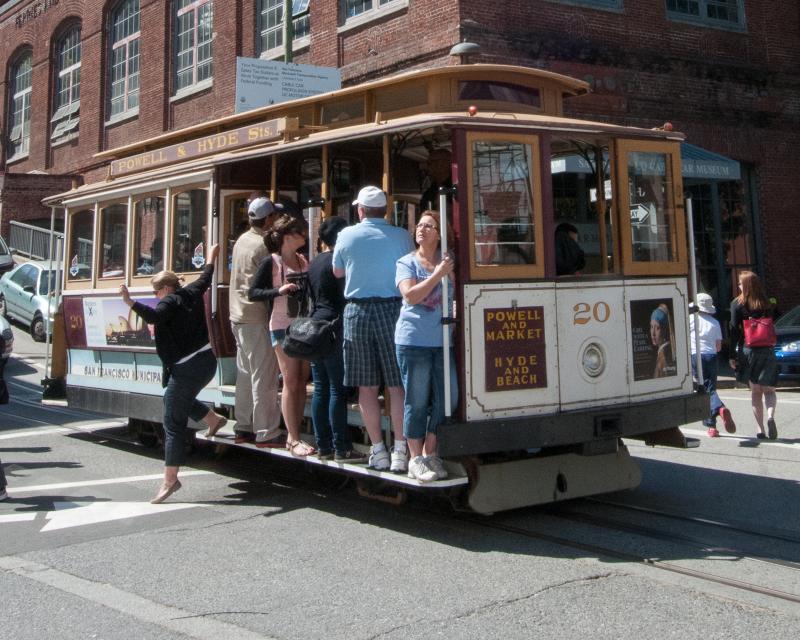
[333,186,414,471]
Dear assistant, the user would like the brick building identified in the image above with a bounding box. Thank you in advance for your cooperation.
[1,0,798,314]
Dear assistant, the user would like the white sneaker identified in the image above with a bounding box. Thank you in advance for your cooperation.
[407,456,436,483]
[425,456,448,480]
[369,447,390,470]
[390,447,408,473]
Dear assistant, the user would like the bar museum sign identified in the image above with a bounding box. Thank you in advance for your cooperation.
[109,116,298,177]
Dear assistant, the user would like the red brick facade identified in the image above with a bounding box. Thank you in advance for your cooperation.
[1,0,798,304]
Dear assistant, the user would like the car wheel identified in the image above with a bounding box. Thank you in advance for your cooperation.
[31,314,46,342]
[0,295,6,318]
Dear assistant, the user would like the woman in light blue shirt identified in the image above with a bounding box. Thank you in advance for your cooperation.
[395,211,456,483]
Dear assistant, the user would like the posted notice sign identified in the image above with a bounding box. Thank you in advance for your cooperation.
[235,58,341,113]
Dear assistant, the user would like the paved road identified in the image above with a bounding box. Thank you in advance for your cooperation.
[1,333,798,639]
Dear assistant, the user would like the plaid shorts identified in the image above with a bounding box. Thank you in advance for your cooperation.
[343,299,403,387]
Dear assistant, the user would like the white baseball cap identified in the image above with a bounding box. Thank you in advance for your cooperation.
[696,293,716,314]
[352,186,387,208]
[248,197,282,220]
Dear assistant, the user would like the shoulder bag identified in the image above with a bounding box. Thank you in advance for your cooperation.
[743,316,776,348]
[282,316,337,361]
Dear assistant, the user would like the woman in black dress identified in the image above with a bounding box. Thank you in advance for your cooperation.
[729,270,779,439]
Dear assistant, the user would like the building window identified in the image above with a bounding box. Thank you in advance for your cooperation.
[259,0,310,55]
[546,0,621,9]
[345,0,394,18]
[175,0,214,93]
[7,51,32,161]
[109,0,140,119]
[52,26,81,145]
[666,0,744,29]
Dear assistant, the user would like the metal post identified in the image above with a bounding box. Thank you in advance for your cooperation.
[43,205,57,381]
[305,198,325,262]
[439,188,452,418]
[283,0,294,63]
[686,196,703,387]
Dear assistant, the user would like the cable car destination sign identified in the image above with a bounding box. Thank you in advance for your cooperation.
[109,117,298,177]
[484,306,547,391]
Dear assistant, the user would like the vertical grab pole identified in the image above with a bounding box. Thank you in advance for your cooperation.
[685,196,703,387]
[439,188,452,418]
[44,204,57,382]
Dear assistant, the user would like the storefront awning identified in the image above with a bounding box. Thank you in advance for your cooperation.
[680,143,740,181]
[551,143,741,181]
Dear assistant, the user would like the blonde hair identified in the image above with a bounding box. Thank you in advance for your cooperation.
[737,270,768,312]
[151,270,183,291]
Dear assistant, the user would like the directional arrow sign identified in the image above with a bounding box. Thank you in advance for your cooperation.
[41,501,198,532]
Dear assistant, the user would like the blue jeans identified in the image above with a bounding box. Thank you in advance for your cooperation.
[163,349,217,466]
[311,345,351,456]
[692,353,724,426]
[396,345,457,440]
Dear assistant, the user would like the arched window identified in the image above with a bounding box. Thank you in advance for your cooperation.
[109,0,140,119]
[52,26,81,144]
[7,50,32,161]
[174,0,213,94]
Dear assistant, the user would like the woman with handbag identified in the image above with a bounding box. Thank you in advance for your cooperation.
[306,216,367,463]
[248,214,315,456]
[729,271,779,439]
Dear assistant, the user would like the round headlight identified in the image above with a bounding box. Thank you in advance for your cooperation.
[582,342,606,378]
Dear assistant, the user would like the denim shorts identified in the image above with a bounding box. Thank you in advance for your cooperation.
[270,328,286,348]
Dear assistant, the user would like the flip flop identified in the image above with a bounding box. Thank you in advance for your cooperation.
[150,479,182,504]
[204,417,227,438]
[287,440,316,457]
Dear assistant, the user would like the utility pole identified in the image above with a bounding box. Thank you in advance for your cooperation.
[283,0,294,63]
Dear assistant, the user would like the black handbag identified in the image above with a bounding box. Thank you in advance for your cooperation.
[282,316,337,361]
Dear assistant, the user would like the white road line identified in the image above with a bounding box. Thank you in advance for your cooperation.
[0,513,38,524]
[0,556,274,640]
[719,394,800,405]
[681,427,799,449]
[0,427,69,440]
[10,470,213,494]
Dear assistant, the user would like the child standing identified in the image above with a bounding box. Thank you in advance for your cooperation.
[690,293,736,437]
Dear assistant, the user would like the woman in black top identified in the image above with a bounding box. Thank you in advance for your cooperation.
[729,270,779,439]
[307,217,366,462]
[120,244,226,503]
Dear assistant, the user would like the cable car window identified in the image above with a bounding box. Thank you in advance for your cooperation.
[134,196,165,276]
[472,140,537,267]
[627,151,676,263]
[172,189,207,272]
[99,204,127,278]
[458,81,540,108]
[67,209,94,281]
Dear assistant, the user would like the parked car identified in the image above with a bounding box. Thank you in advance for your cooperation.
[0,315,13,362]
[0,235,14,275]
[774,304,800,382]
[0,261,60,341]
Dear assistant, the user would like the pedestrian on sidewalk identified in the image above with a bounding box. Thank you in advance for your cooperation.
[120,244,226,503]
[729,271,779,440]
[690,293,735,438]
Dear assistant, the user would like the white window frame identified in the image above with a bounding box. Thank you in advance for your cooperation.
[108,0,141,123]
[666,0,746,31]
[338,0,408,33]
[546,0,622,10]
[52,26,81,145]
[173,0,214,97]
[258,0,311,59]
[7,51,32,162]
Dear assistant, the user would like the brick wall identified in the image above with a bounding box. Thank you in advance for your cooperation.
[0,172,74,239]
[1,0,798,304]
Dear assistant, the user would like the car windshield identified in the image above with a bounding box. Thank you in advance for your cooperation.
[38,270,59,296]
[775,305,800,329]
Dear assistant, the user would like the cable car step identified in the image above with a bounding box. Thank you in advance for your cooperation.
[195,428,469,489]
